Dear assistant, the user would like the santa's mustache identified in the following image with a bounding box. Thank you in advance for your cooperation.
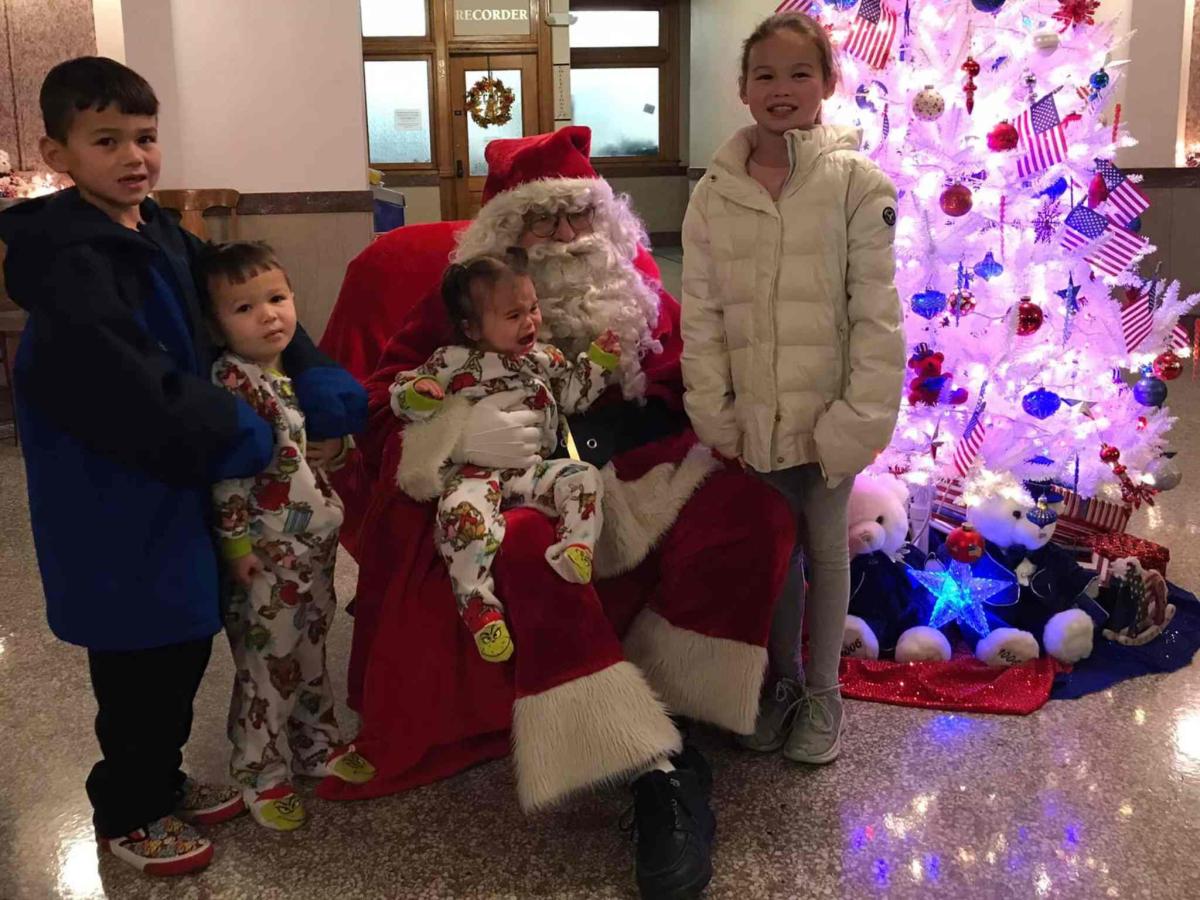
[523,232,610,262]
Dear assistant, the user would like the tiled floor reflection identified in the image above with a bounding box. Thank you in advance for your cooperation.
[2,278,1198,898]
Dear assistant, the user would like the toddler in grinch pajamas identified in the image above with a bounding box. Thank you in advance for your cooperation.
[201,241,375,831]
[391,247,620,662]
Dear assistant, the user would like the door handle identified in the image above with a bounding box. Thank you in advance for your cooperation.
[456,160,464,178]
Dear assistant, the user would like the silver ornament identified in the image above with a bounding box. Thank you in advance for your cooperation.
[1145,455,1183,492]
[912,85,945,122]
[1032,31,1060,56]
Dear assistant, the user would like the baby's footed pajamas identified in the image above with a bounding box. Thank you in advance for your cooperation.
[391,340,618,661]
[212,354,349,789]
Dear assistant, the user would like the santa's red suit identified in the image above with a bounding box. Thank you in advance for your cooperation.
[318,127,794,811]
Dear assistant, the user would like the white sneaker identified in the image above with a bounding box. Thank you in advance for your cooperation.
[736,678,803,753]
[782,686,845,765]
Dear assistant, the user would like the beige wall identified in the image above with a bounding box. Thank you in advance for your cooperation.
[121,0,369,193]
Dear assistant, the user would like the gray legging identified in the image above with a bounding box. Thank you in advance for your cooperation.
[758,464,854,691]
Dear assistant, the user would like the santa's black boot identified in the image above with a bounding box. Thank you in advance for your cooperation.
[629,768,716,900]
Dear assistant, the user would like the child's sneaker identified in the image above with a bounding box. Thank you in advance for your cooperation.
[246,783,307,831]
[294,744,376,784]
[782,685,845,765]
[175,777,246,825]
[736,677,802,753]
[99,814,213,876]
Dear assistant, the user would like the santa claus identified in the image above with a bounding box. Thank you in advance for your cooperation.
[319,127,794,899]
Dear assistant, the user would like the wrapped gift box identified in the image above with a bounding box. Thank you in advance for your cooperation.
[1085,532,1169,583]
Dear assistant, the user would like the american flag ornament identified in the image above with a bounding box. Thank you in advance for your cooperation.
[774,0,817,13]
[952,384,989,478]
[1172,320,1191,351]
[845,0,899,71]
[1016,93,1069,178]
[1092,159,1150,227]
[1060,203,1148,277]
[1120,283,1155,354]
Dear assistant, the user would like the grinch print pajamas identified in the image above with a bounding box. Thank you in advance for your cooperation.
[391,341,617,654]
[213,354,349,789]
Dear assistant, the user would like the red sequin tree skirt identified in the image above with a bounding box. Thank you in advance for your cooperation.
[840,646,1069,715]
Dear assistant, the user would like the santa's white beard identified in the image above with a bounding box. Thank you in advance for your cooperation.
[526,234,662,399]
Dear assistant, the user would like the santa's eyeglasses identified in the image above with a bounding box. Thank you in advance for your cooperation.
[525,207,595,238]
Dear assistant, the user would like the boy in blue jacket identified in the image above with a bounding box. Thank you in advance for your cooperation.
[0,57,365,876]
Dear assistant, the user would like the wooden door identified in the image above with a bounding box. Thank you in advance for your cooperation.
[449,54,540,219]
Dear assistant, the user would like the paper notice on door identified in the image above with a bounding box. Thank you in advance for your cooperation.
[394,109,423,131]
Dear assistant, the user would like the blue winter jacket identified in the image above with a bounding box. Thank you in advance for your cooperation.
[0,190,367,651]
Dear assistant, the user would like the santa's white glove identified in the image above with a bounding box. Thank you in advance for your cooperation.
[451,390,543,469]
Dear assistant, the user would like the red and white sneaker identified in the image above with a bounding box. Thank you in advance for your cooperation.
[176,777,246,825]
[99,815,214,876]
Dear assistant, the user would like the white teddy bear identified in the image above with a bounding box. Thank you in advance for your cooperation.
[842,474,952,663]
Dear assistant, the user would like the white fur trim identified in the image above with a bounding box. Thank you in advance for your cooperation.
[510,660,681,812]
[1042,609,1095,663]
[622,609,767,734]
[841,615,880,660]
[975,628,1040,668]
[894,626,952,663]
[454,179,632,263]
[394,395,472,501]
[594,445,722,578]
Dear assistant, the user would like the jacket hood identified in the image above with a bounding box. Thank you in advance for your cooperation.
[0,188,163,312]
[708,125,863,207]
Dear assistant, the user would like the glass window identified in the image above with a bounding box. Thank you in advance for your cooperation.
[570,10,660,48]
[364,60,433,165]
[360,0,427,37]
[571,68,660,157]
[465,70,525,176]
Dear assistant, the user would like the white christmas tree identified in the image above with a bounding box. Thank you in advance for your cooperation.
[807,0,1197,515]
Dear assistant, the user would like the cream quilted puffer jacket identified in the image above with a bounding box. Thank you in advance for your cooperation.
[681,124,905,487]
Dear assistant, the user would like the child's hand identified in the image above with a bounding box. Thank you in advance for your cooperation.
[306,437,345,468]
[230,552,264,587]
[595,330,621,357]
[413,377,445,401]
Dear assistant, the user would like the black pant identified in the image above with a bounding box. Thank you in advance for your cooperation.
[85,636,213,838]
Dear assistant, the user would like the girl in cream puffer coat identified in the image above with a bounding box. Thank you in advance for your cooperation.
[681,11,905,767]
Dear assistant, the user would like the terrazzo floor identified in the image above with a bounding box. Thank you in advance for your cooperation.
[2,250,1199,899]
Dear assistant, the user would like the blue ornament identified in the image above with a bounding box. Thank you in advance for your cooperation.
[1022,388,1062,419]
[1089,70,1110,91]
[911,289,948,320]
[970,0,1007,12]
[973,251,1004,281]
[825,0,858,9]
[1040,177,1069,200]
[1134,375,1168,408]
[1026,503,1059,528]
[1128,215,1142,233]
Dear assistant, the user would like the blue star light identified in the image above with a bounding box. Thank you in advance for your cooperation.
[1056,275,1083,344]
[910,561,1012,635]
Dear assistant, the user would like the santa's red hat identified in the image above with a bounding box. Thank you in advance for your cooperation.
[482,125,596,204]
[456,125,624,261]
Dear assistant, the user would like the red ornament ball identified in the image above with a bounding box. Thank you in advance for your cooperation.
[1087,172,1109,208]
[946,524,986,563]
[1153,350,1184,381]
[962,57,981,78]
[949,289,976,315]
[1016,298,1045,336]
[987,121,1020,152]
[1137,416,1149,431]
[940,183,973,217]
[1100,444,1121,464]
[1112,464,1128,476]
